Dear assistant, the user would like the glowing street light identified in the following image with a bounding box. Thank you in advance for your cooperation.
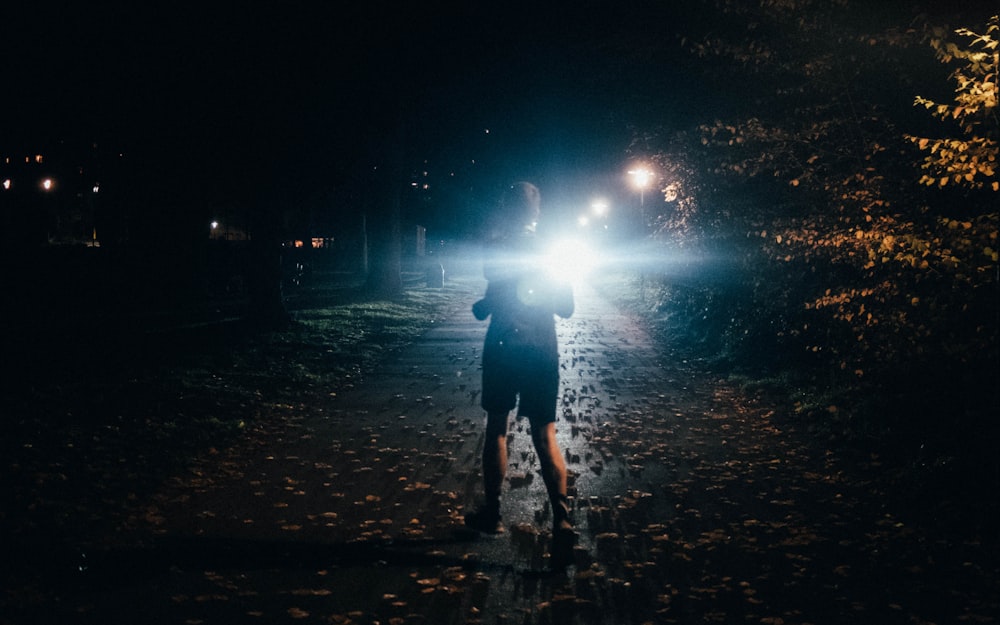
[627,167,653,207]
[40,177,55,191]
[587,198,611,234]
[628,166,655,232]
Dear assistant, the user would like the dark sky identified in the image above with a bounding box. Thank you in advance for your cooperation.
[2,3,700,212]
[10,2,990,229]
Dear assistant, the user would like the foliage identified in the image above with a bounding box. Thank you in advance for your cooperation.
[906,16,999,192]
[637,1,999,451]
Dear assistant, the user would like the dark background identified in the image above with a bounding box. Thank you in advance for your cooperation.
[2,3,712,234]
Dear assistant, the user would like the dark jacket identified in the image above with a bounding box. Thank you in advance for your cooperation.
[475,231,574,369]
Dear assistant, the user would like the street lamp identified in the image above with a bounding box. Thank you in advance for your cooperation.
[627,167,653,208]
[628,166,654,231]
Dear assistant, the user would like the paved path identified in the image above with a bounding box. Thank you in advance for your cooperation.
[22,277,999,624]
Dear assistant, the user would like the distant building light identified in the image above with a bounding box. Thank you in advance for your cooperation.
[35,154,44,164]
[41,178,54,191]
[2,179,11,190]
[92,183,100,193]
[210,221,219,230]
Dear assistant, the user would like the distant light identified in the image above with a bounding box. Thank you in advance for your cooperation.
[92,183,100,193]
[591,199,608,216]
[210,221,219,230]
[41,178,54,191]
[628,167,653,189]
[2,179,10,190]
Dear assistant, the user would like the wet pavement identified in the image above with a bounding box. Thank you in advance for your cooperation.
[9,276,998,624]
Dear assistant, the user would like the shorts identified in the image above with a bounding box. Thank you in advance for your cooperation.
[481,345,559,425]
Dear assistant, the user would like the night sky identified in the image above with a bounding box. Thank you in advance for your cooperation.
[4,2,993,235]
[2,3,705,222]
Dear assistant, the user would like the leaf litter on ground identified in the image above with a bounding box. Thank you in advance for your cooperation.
[1,271,484,556]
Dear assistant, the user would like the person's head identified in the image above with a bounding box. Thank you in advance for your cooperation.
[500,181,540,233]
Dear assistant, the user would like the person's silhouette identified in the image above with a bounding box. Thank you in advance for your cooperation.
[465,182,577,566]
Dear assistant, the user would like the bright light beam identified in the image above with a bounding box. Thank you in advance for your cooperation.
[544,237,598,284]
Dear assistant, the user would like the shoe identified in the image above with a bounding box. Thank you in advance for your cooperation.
[464,507,504,534]
[549,495,576,568]
[550,524,578,568]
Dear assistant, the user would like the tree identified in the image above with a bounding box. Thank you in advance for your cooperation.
[358,101,406,298]
[633,1,997,433]
[362,166,405,298]
[907,15,999,192]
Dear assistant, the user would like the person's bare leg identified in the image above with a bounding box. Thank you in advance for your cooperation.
[464,410,509,533]
[532,420,575,567]
[530,422,570,528]
[482,410,509,506]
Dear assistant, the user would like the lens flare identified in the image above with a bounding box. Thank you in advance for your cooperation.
[544,237,597,283]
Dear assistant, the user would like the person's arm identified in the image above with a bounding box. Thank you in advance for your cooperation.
[472,281,498,320]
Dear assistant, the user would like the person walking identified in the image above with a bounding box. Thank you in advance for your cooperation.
[465,181,577,565]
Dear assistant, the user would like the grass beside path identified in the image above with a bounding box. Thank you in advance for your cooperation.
[1,271,485,552]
